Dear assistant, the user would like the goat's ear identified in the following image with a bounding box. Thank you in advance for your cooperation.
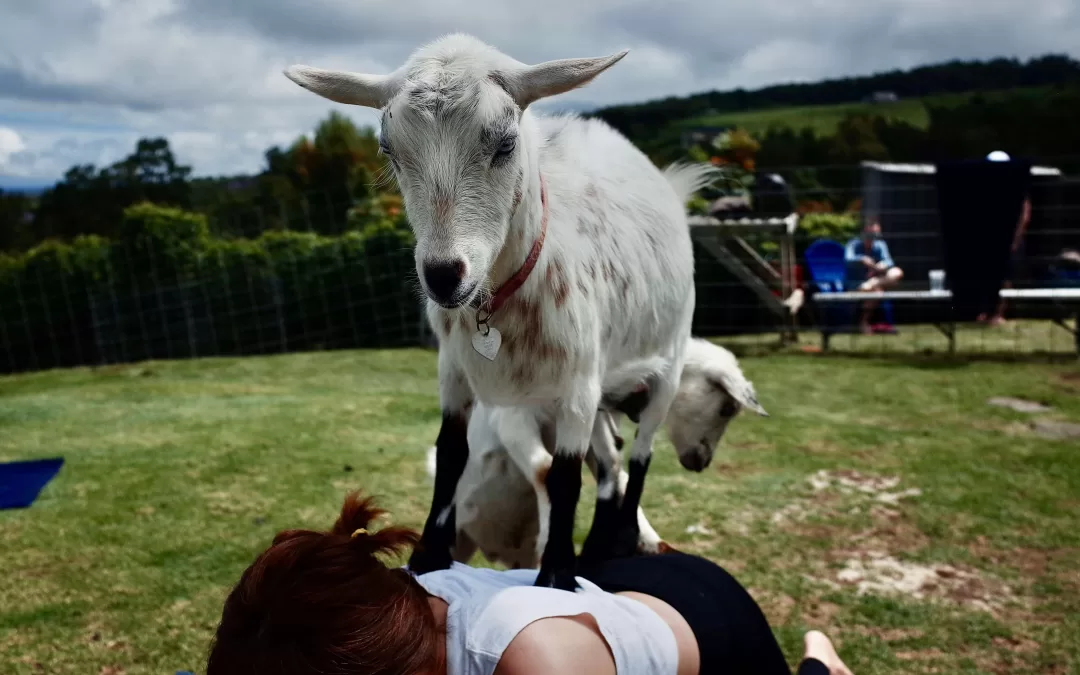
[709,374,769,417]
[505,50,629,109]
[283,65,396,109]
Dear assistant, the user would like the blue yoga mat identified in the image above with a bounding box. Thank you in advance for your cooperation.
[0,458,65,510]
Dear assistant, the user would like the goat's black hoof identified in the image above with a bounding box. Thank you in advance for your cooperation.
[408,544,453,575]
[534,565,580,591]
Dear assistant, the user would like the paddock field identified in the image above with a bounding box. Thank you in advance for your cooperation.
[1,342,1078,674]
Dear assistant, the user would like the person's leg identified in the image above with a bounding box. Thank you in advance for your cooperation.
[989,280,1011,326]
[858,298,876,334]
[798,659,830,675]
[878,266,903,289]
[798,631,853,675]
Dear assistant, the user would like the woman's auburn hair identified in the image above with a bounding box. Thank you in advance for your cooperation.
[206,492,443,675]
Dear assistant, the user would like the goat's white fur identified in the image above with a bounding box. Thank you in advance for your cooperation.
[286,34,719,582]
[430,338,768,569]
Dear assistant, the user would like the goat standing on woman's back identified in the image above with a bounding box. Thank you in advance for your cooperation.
[285,33,717,590]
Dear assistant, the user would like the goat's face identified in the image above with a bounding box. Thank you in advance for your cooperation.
[282,34,628,308]
[381,81,524,308]
[665,342,768,472]
[666,378,743,472]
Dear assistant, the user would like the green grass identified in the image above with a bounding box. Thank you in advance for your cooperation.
[724,319,1080,357]
[2,346,1079,674]
[680,89,1030,138]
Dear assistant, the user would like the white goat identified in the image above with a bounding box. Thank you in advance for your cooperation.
[434,337,768,569]
[286,34,716,589]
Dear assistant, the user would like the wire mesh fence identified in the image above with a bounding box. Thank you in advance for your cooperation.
[1,160,1078,376]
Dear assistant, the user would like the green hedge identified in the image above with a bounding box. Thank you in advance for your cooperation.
[0,202,420,373]
[796,212,860,251]
[0,199,820,373]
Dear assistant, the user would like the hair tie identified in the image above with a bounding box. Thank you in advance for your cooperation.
[351,528,368,539]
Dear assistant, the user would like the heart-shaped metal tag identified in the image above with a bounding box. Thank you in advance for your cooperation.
[472,327,502,361]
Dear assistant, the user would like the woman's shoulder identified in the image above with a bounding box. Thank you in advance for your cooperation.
[493,614,616,675]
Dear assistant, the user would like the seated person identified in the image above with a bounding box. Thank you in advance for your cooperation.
[207,491,854,675]
[845,220,904,334]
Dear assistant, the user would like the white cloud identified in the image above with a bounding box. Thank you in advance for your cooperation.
[0,0,1077,183]
[0,127,27,171]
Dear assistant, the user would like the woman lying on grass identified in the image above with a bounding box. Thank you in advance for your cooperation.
[207,491,853,675]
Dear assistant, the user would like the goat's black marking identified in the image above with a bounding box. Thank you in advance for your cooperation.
[408,411,469,574]
[720,397,739,418]
[534,452,582,590]
[611,454,651,558]
[579,452,620,565]
[601,388,651,425]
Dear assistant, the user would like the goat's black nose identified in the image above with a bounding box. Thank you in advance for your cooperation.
[423,259,466,305]
[679,453,707,473]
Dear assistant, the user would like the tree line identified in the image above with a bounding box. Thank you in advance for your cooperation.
[1,111,394,253]
[592,53,1080,153]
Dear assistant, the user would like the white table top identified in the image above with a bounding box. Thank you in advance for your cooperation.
[814,287,1080,302]
[814,290,953,302]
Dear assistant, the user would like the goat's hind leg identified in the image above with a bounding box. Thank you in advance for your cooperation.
[613,375,678,559]
[578,411,623,565]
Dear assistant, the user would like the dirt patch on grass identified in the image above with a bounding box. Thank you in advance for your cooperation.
[1056,371,1080,389]
[835,550,1014,613]
[1032,419,1080,440]
[747,588,795,626]
[986,397,1053,413]
[772,470,922,528]
[852,626,926,642]
[800,599,841,627]
[771,472,1029,616]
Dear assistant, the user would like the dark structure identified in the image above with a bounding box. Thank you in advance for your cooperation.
[936,158,1033,321]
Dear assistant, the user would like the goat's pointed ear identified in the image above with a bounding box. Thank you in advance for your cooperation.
[737,382,769,417]
[284,65,395,109]
[506,50,629,109]
[709,374,769,417]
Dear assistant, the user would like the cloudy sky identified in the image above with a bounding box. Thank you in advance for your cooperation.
[1,0,1077,187]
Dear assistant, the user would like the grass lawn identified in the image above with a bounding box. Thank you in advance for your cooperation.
[1,346,1078,674]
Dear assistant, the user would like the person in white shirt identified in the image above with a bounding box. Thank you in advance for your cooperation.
[206,491,854,675]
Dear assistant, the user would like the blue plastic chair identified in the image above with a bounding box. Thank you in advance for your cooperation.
[804,239,895,337]
[804,240,849,294]
[0,458,64,510]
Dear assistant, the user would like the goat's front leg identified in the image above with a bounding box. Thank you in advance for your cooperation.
[534,384,600,591]
[409,352,473,574]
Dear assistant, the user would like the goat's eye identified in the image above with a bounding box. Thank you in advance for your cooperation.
[720,399,739,417]
[495,136,517,157]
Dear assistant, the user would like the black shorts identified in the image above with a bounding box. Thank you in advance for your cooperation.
[577,552,793,674]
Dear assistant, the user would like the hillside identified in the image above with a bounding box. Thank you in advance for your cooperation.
[590,54,1080,160]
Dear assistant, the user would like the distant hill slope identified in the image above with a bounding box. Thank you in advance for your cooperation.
[679,87,1036,138]
[589,54,1080,157]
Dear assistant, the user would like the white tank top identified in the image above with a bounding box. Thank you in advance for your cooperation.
[412,563,680,675]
